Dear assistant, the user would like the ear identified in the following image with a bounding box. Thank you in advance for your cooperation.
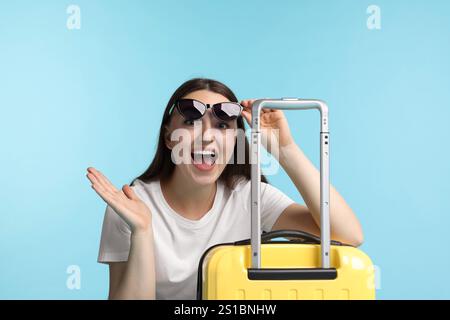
[164,125,173,150]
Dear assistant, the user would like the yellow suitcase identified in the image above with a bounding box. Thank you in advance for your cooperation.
[196,98,376,300]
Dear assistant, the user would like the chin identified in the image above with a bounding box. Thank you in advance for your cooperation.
[187,164,222,185]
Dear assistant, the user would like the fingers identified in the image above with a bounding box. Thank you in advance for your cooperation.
[87,167,118,193]
[240,99,270,114]
[122,184,139,200]
[91,182,114,204]
[241,100,255,114]
[241,109,251,124]
[86,167,121,202]
[87,167,106,190]
[86,171,101,187]
[87,170,113,201]
[86,168,134,217]
[240,99,254,109]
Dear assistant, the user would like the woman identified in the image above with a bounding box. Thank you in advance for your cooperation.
[86,78,364,300]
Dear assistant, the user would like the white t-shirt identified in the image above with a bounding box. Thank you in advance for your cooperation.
[97,177,295,300]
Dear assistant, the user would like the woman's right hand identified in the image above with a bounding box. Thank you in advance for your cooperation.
[86,167,152,233]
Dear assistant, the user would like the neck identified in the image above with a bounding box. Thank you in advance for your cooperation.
[161,168,217,220]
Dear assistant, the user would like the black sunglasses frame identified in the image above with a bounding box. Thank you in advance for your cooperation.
[168,98,243,122]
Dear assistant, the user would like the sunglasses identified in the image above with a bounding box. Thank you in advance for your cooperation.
[168,98,243,122]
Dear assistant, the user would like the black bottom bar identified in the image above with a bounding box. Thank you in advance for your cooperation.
[248,268,337,280]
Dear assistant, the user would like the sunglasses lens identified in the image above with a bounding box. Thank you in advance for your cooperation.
[213,103,242,121]
[178,100,206,120]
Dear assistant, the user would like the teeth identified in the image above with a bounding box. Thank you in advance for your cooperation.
[191,150,217,165]
[193,150,215,156]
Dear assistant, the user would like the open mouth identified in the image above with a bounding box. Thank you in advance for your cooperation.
[191,150,217,169]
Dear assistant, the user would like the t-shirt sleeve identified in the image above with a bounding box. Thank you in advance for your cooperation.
[260,182,296,232]
[97,204,132,264]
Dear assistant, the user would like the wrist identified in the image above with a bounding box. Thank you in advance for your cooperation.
[279,142,300,167]
[131,225,153,239]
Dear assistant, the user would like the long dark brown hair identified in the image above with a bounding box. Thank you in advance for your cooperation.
[130,78,268,189]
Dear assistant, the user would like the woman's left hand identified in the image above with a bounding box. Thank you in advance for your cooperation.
[240,99,295,154]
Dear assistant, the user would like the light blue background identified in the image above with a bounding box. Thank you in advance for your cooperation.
[1,0,449,299]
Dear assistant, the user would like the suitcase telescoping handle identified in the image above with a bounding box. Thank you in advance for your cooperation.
[249,98,337,281]
[234,229,343,245]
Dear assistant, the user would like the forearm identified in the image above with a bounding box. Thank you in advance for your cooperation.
[279,143,364,245]
[110,227,156,300]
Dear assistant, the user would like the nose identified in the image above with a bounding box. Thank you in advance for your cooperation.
[194,110,215,143]
[201,110,215,142]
